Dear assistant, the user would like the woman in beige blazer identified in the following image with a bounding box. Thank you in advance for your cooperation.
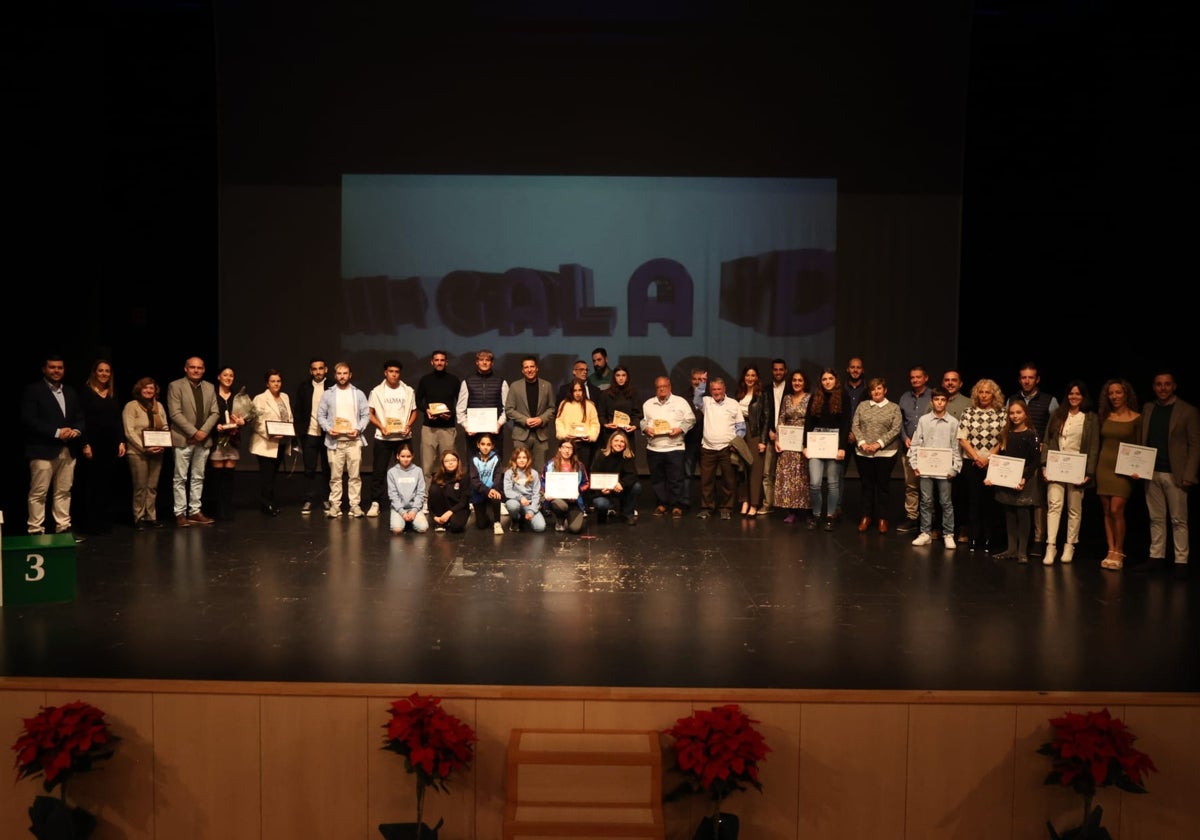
[251,369,293,516]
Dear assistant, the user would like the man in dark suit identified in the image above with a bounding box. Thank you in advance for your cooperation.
[505,356,557,470]
[21,354,85,535]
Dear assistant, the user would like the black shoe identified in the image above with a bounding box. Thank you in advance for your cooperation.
[134,520,147,531]
[896,519,920,534]
[1030,542,1045,558]
[262,505,279,517]
[824,517,835,531]
[807,516,818,531]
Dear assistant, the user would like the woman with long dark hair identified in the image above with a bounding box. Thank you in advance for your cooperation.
[804,368,851,530]
[1095,378,1141,570]
[1041,381,1099,565]
[77,359,126,534]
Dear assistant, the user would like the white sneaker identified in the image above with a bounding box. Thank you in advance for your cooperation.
[1043,544,1057,566]
[326,507,341,518]
[943,535,957,550]
[366,502,380,518]
[1061,544,1074,563]
[349,506,364,518]
[911,533,932,546]
[493,522,504,535]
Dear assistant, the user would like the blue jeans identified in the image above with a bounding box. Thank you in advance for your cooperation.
[173,443,210,516]
[505,498,546,532]
[808,457,841,518]
[919,476,955,534]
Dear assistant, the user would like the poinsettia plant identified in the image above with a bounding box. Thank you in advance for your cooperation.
[663,704,770,822]
[1037,708,1157,840]
[12,700,119,839]
[382,693,477,835]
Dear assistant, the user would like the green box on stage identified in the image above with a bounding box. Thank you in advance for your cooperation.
[1,533,77,606]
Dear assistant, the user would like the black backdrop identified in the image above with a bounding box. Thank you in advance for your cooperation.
[4,2,1195,525]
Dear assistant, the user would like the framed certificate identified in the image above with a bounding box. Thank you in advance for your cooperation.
[266,420,295,437]
[544,471,580,499]
[650,418,672,435]
[466,408,498,434]
[915,447,954,478]
[571,423,588,437]
[1115,443,1155,478]
[333,416,353,432]
[777,426,804,452]
[806,429,839,459]
[589,472,620,491]
[142,429,172,448]
[986,454,1025,489]
[611,410,630,428]
[1045,450,1087,484]
[427,402,450,416]
[384,416,407,435]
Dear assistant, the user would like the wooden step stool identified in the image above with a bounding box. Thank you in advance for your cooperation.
[503,728,665,840]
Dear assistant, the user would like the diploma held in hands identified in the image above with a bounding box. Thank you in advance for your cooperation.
[428,402,449,416]
[612,410,630,428]
[650,418,672,435]
[544,471,580,499]
[986,454,1025,489]
[1115,443,1155,478]
[915,447,954,477]
[777,426,804,452]
[589,472,619,491]
[143,429,172,448]
[466,407,498,434]
[266,420,295,437]
[1045,450,1087,484]
[806,429,839,459]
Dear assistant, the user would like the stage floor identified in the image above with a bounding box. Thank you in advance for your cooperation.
[3,479,1196,692]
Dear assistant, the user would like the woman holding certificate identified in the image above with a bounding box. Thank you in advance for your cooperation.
[804,368,851,529]
[987,399,1041,563]
[1040,382,1100,565]
[957,378,1006,554]
[555,381,601,471]
[735,365,770,517]
[597,366,642,452]
[251,369,293,517]
[772,369,812,525]
[543,439,590,533]
[123,376,170,529]
[588,430,641,524]
[851,377,902,533]
[1095,379,1142,570]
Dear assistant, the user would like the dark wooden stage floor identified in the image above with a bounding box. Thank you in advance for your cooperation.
[3,477,1196,693]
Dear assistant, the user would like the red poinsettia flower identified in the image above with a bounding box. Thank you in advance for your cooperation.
[11,701,118,794]
[1037,708,1157,798]
[664,704,770,806]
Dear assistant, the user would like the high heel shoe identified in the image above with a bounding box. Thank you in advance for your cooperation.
[1101,551,1125,571]
[746,507,757,518]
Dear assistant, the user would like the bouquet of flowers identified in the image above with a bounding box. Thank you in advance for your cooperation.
[1037,708,1156,839]
[381,693,477,837]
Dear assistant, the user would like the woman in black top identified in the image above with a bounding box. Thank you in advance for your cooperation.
[78,359,127,534]
[588,430,641,525]
[428,450,470,533]
[597,366,642,451]
[987,398,1041,563]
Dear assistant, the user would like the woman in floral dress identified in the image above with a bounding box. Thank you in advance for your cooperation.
[773,369,812,524]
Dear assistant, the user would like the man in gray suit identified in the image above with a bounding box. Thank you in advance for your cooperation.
[505,355,557,470]
[167,356,220,526]
[1142,370,1199,571]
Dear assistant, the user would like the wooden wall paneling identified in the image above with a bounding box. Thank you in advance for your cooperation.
[905,704,1016,840]
[475,698,584,840]
[153,693,262,840]
[260,694,368,838]
[0,689,47,836]
[1120,704,1200,840]
[45,690,156,840]
[798,703,908,840]
[368,694,477,840]
[730,702,801,840]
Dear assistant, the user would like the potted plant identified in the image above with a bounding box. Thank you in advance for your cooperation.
[1037,707,1157,840]
[11,700,119,840]
[380,692,477,840]
[663,704,770,840]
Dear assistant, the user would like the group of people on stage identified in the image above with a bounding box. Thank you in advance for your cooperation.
[20,351,1197,572]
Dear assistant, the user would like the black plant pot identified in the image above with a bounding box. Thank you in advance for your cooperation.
[378,818,443,840]
[693,812,739,840]
[28,795,97,840]
[1048,804,1113,840]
